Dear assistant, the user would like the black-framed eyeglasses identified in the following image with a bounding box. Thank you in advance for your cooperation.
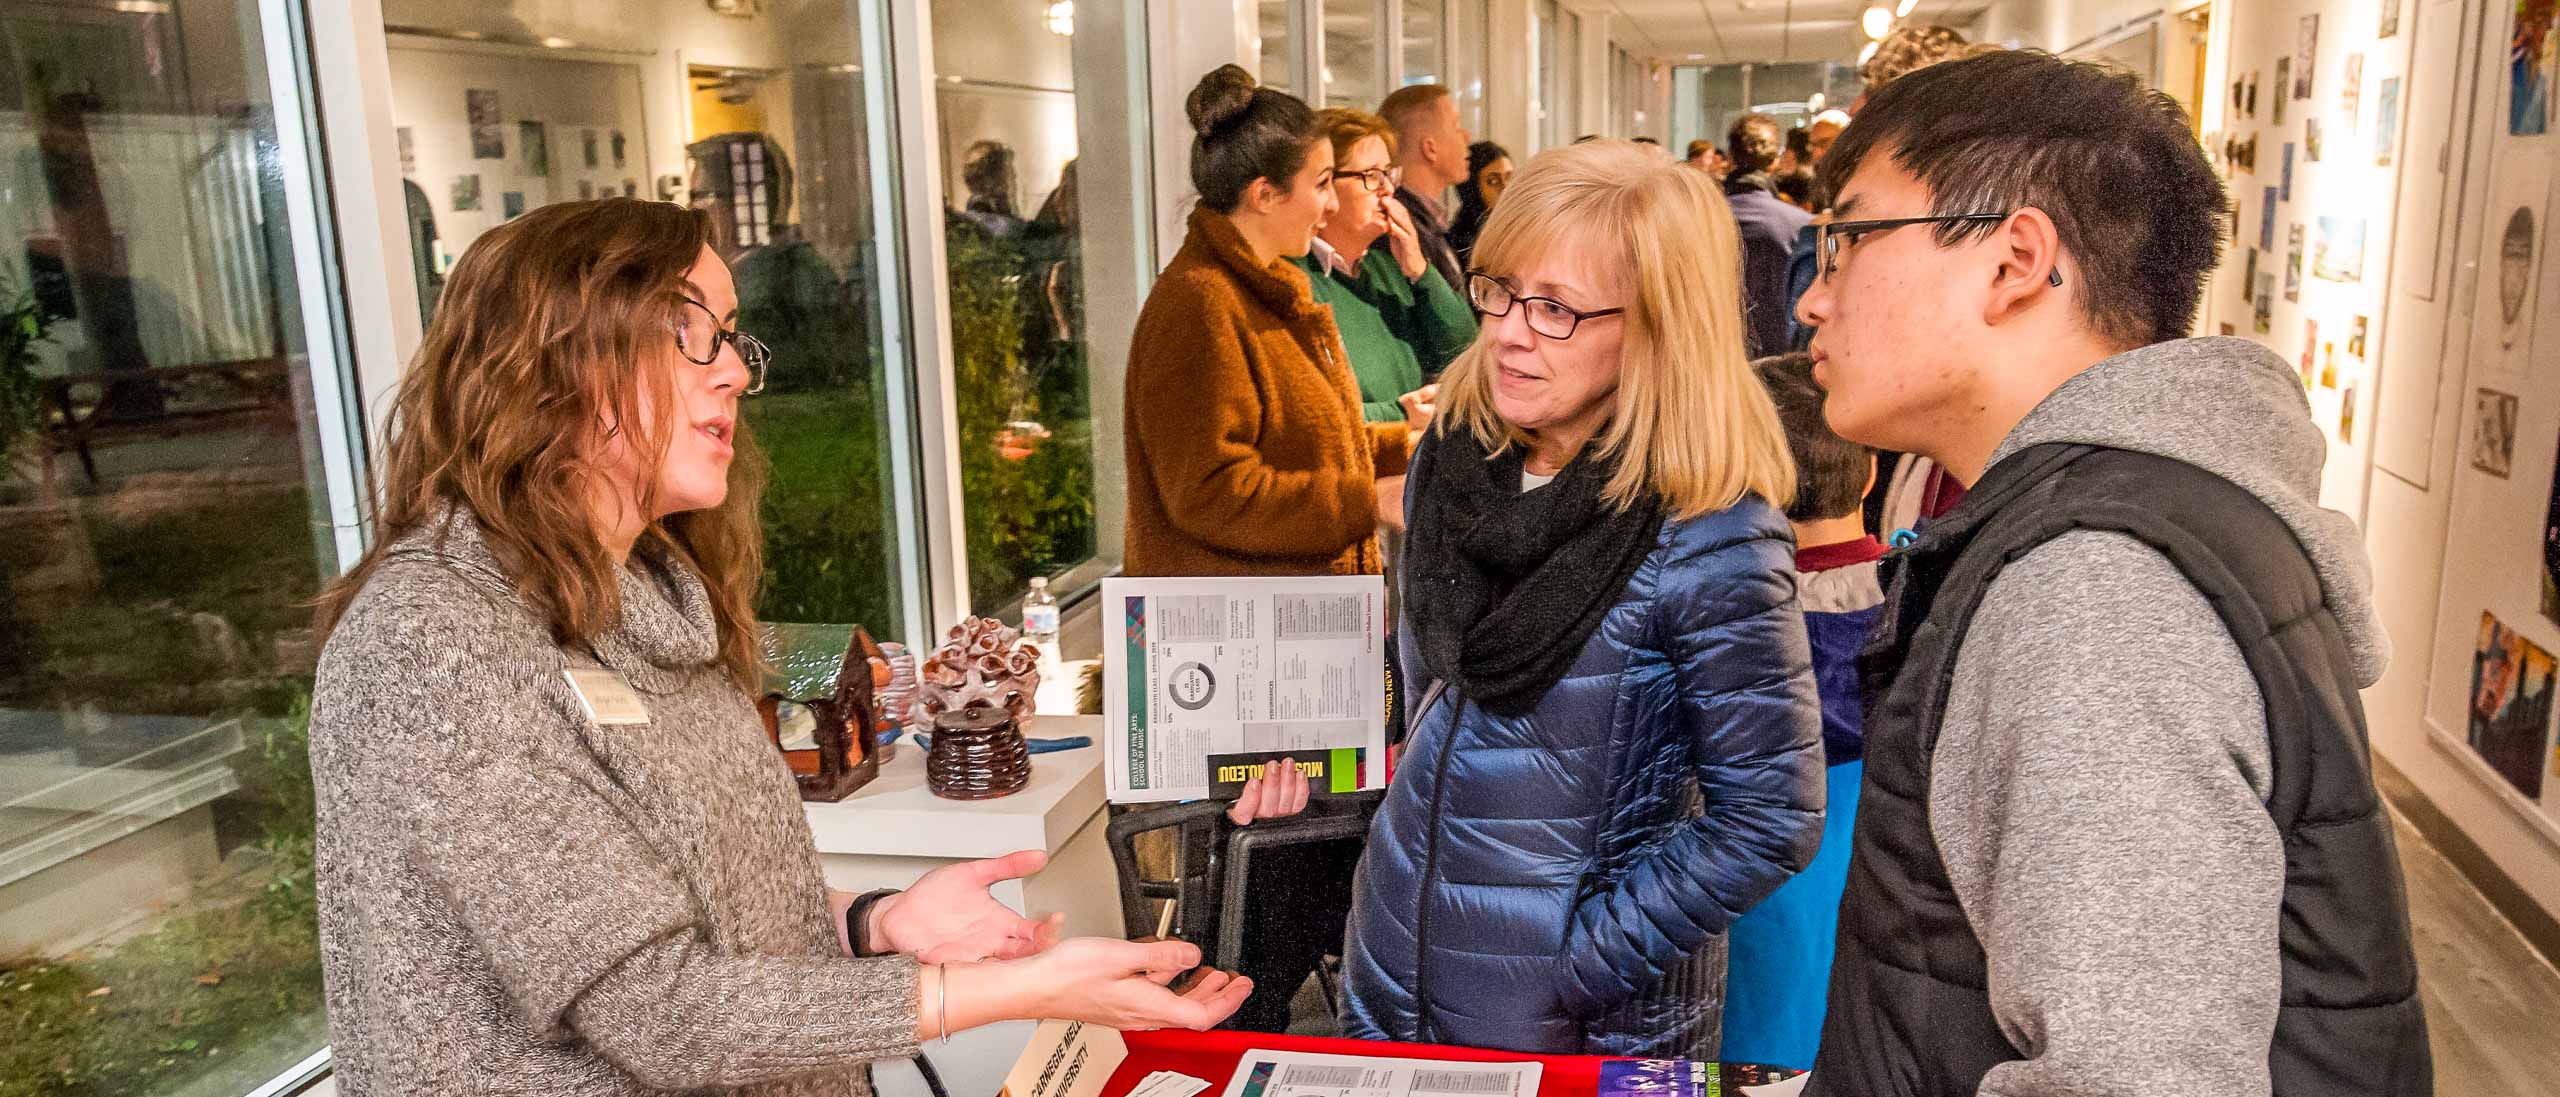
[671,296,770,395]
[1336,165,1402,195]
[1816,213,2066,287]
[1467,272,1626,340]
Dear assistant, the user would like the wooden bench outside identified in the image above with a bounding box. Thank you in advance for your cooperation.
[37,357,294,485]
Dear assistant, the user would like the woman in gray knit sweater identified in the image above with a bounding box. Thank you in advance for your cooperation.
[308,199,1248,1096]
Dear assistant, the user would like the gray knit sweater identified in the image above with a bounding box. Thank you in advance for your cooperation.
[310,511,919,1095]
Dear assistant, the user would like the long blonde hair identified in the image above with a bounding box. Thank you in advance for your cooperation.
[1434,140,1796,519]
[315,199,769,690]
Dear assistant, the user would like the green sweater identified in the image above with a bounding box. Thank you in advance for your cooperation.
[1293,245,1478,422]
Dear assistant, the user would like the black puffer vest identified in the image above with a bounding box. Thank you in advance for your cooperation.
[1808,444,2430,1097]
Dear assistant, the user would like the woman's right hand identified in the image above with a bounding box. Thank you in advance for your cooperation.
[1227,755,1312,825]
[1021,938,1252,1031]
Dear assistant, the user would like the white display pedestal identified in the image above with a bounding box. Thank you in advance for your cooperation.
[805,712,1118,1097]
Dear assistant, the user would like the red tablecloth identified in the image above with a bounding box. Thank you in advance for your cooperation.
[1105,1030,1615,1097]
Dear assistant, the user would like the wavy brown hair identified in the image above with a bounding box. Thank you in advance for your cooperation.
[316,198,769,689]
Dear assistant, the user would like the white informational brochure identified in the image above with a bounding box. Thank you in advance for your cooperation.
[1218,1050,1540,1097]
[1100,575,1389,803]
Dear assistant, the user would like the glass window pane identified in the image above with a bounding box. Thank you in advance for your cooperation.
[1323,0,1380,108]
[1402,0,1444,88]
[928,0,1105,616]
[0,0,349,1090]
[1535,0,1558,148]
[1455,0,1487,135]
[386,3,909,641]
[1259,0,1294,94]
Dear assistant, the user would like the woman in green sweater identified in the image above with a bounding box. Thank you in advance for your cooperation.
[1294,108,1479,424]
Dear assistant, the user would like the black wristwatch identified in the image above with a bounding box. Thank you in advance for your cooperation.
[845,889,902,957]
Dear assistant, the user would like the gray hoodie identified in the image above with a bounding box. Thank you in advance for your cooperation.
[1927,337,2386,1097]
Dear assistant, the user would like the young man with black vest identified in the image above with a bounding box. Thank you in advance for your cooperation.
[1794,50,2429,1097]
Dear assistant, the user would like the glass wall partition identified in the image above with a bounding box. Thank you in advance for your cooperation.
[383,0,912,641]
[1322,0,1382,107]
[1400,0,1445,88]
[0,0,359,1091]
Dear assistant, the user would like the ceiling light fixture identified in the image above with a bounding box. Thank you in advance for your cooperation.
[1859,40,1882,65]
[1045,1,1073,37]
[1862,6,1894,40]
[1896,0,1919,17]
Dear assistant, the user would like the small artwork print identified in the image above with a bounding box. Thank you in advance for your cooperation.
[622,178,639,197]
[2377,77,2403,164]
[451,173,482,211]
[2261,186,2279,250]
[2383,0,2401,38]
[2321,342,2340,389]
[502,191,526,219]
[468,88,504,159]
[578,180,596,200]
[2276,59,2292,125]
[2282,143,2296,201]
[2342,53,2365,128]
[612,130,628,168]
[2254,274,2276,334]
[398,126,416,175]
[2470,613,2556,801]
[2307,116,2324,161]
[2350,314,2370,357]
[2286,224,2306,301]
[2543,441,2560,626]
[2340,381,2358,443]
[2315,216,2368,283]
[2300,319,2320,387]
[2474,389,2521,477]
[2500,206,2540,351]
[2244,248,2261,301]
[2222,322,2238,336]
[583,129,600,169]
[519,121,549,177]
[2248,71,2261,117]
[2516,0,2556,135]
[2296,14,2320,99]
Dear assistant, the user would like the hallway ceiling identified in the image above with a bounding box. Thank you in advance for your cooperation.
[1603,0,1989,65]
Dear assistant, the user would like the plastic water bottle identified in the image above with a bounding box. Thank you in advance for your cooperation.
[1022,576,1059,650]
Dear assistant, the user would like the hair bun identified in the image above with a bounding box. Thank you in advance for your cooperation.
[1187,64,1259,137]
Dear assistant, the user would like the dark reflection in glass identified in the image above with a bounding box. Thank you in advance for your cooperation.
[1,2,341,1091]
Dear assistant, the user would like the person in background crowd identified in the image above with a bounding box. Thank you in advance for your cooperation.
[1796,50,2429,1097]
[1125,65,1429,1033]
[1853,24,1975,111]
[1774,168,1818,213]
[1720,353,1884,1073]
[307,199,1249,1096]
[1449,140,1514,264]
[1339,141,1824,1058]
[1685,138,1733,181]
[1723,113,1814,357]
[1293,107,1474,423]
[1777,127,1813,175]
[1802,111,1850,165]
[1379,83,1473,292]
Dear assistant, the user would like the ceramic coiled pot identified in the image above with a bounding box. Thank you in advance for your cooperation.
[925,707,1030,800]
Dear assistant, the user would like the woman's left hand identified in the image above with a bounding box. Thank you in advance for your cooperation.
[1383,199,1430,283]
[867,850,1066,963]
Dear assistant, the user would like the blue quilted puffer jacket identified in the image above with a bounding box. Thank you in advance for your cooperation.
[1339,495,1827,1057]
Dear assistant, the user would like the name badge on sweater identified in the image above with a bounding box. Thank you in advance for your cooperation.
[564,668,650,726]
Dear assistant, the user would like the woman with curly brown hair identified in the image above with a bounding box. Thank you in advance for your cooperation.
[308,198,1247,1096]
